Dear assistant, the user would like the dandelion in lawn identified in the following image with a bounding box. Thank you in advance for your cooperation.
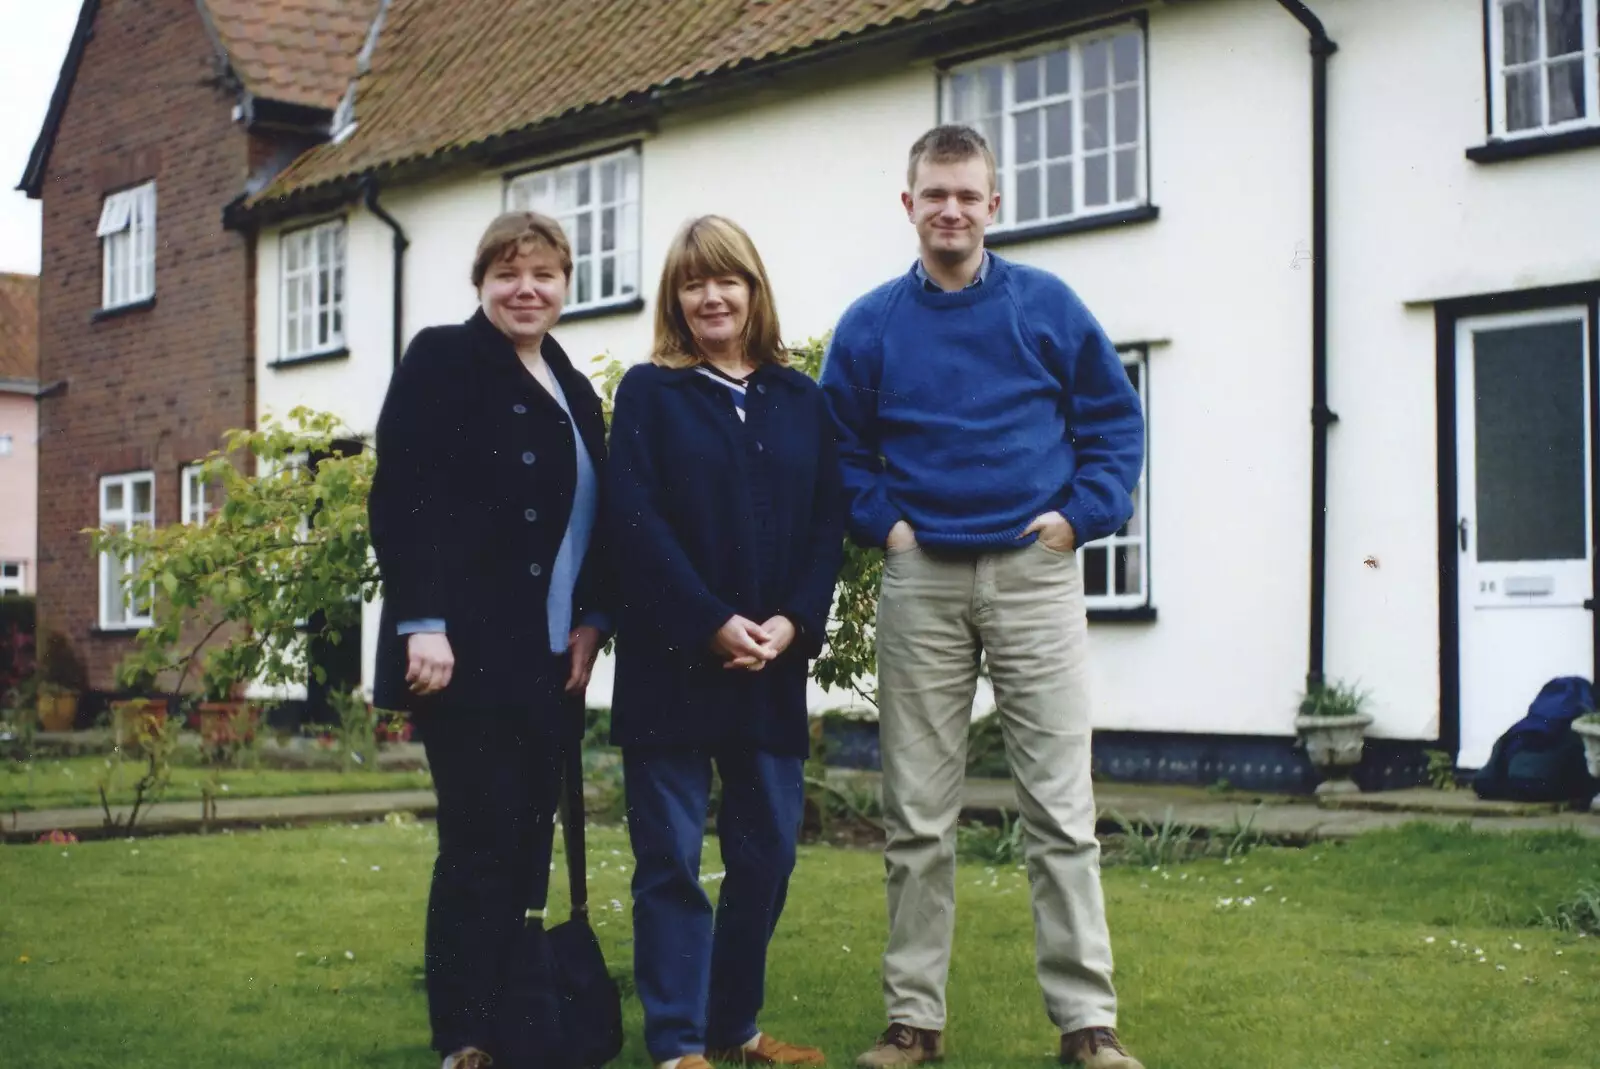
[842,946,851,953]
[18,955,29,964]
[296,952,306,958]
[1263,885,1273,892]
[1216,897,1234,908]
[1450,940,1459,947]
[610,899,623,912]
[1512,943,1522,951]
[1425,937,1435,944]
[371,866,381,872]
[1496,965,1506,972]
[1555,950,1563,956]
[1241,897,1256,907]
[345,951,355,960]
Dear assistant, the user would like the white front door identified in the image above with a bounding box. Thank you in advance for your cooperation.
[1456,307,1594,769]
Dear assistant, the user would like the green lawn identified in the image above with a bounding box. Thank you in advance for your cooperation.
[1,820,1597,1068]
[1,754,433,812]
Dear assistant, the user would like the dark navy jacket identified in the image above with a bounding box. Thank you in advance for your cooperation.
[605,361,845,757]
[368,309,614,716]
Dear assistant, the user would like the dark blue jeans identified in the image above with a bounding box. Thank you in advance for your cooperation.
[624,747,805,1061]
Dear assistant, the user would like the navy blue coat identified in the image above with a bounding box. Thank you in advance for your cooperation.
[606,361,845,757]
[368,310,614,717]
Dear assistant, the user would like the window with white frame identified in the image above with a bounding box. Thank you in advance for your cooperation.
[942,23,1146,231]
[1080,348,1149,610]
[182,463,212,526]
[1489,0,1600,137]
[281,220,347,359]
[0,562,23,596]
[98,181,156,309]
[506,147,641,312]
[99,472,155,629]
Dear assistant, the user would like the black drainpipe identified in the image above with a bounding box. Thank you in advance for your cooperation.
[361,176,410,368]
[1275,0,1338,690]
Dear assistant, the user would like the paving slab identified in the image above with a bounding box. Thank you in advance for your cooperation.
[7,771,1599,844]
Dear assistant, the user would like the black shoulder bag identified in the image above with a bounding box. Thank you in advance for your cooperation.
[498,720,624,1068]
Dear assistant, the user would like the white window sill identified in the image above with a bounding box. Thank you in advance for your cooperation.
[560,295,646,324]
[93,296,157,322]
[269,346,351,370]
[986,204,1159,249]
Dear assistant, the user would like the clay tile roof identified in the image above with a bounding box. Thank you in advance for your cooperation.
[251,0,981,206]
[0,273,40,384]
[205,0,384,111]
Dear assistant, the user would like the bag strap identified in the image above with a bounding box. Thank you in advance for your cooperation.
[558,703,589,922]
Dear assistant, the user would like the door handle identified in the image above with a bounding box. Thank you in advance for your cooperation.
[1458,517,1469,552]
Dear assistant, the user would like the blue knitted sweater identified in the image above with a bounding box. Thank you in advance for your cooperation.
[819,254,1144,550]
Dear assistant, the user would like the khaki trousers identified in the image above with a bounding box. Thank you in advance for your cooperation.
[875,541,1117,1033]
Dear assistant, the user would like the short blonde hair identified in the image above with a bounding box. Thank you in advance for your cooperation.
[471,211,573,288]
[651,215,787,370]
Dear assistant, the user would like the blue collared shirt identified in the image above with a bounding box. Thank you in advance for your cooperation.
[914,250,991,292]
[397,373,605,654]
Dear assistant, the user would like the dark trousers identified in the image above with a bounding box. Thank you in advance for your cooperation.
[623,746,806,1061]
[420,696,569,1057]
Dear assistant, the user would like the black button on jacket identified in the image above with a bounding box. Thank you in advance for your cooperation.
[369,310,615,715]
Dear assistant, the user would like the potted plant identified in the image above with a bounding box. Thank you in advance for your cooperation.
[109,665,170,748]
[35,630,87,733]
[1295,678,1373,795]
[1573,713,1600,808]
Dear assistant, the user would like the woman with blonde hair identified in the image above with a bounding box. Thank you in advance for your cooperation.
[606,216,844,1068]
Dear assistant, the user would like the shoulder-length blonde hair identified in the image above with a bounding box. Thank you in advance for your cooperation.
[651,215,788,369]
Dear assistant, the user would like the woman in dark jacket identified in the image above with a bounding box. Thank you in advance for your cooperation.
[368,211,613,1069]
[607,215,844,1069]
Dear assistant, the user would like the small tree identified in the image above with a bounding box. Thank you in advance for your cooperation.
[88,407,379,700]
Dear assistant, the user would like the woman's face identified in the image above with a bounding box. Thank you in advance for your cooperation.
[678,273,750,355]
[480,244,567,346]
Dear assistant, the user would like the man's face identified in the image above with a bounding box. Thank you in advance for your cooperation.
[902,154,999,262]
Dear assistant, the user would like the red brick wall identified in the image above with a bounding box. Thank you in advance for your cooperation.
[34,0,259,692]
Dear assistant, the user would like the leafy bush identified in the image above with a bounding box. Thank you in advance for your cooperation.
[1536,881,1600,935]
[957,813,1026,865]
[1298,678,1370,719]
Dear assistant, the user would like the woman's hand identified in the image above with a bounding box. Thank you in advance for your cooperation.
[712,615,776,671]
[406,633,455,695]
[566,624,602,696]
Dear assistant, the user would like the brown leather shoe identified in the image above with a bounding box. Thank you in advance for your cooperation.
[1060,1027,1143,1069]
[854,1024,943,1067]
[708,1033,826,1065]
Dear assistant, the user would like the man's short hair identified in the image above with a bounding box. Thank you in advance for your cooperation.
[906,124,997,193]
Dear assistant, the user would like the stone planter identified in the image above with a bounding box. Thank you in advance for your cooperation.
[1295,712,1374,795]
[1573,718,1600,810]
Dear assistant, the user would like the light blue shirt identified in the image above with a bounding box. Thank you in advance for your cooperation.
[397,373,606,654]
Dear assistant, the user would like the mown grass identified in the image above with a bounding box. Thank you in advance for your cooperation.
[1,820,1597,1068]
[0,754,433,812]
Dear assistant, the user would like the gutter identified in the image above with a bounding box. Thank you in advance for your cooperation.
[361,177,409,369]
[1273,0,1338,690]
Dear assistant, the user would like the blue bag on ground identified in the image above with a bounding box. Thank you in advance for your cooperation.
[1472,676,1599,806]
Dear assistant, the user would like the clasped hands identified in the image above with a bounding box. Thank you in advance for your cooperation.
[710,614,796,672]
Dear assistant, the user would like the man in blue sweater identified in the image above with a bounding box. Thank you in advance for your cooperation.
[820,126,1145,1069]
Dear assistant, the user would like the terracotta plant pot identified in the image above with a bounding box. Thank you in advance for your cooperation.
[1295,712,1374,795]
[111,698,172,748]
[36,690,79,733]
